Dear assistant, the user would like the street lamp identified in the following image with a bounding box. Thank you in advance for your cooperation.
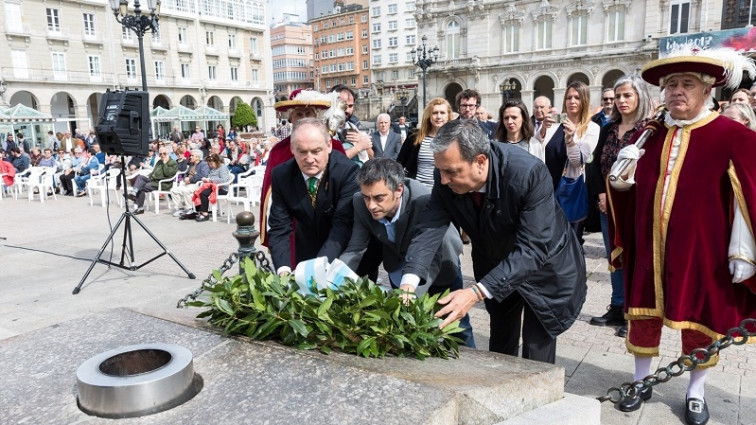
[410,35,439,112]
[108,0,161,91]
[397,86,408,118]
[500,78,516,104]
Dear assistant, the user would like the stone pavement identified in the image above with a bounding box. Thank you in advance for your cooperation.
[1,192,755,424]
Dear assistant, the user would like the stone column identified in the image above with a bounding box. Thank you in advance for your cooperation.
[520,89,535,111]
[588,85,604,112]
[553,88,566,112]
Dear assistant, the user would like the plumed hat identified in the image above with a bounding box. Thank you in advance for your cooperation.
[642,46,756,89]
[274,89,331,113]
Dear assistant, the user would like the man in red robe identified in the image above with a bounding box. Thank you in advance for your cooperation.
[259,90,346,248]
[608,49,756,425]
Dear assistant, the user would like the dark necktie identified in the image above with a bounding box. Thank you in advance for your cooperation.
[470,191,484,210]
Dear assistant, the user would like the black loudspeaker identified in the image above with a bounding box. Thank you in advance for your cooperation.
[95,89,151,156]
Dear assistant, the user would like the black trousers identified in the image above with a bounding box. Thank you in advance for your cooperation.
[485,291,556,364]
[59,172,75,192]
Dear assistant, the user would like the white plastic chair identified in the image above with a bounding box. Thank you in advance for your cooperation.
[13,168,33,199]
[210,174,236,222]
[219,173,263,223]
[87,167,122,208]
[151,171,184,214]
[28,167,57,203]
[125,168,153,210]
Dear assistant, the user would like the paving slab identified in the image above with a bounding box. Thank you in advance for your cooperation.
[0,308,572,425]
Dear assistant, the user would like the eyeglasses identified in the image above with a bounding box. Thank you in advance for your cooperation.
[602,97,614,101]
[460,104,479,109]
[159,152,168,156]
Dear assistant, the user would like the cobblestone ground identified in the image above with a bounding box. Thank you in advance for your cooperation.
[451,231,756,425]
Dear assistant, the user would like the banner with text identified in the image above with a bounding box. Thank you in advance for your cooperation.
[659,28,756,58]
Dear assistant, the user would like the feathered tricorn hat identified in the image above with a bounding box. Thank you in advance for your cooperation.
[641,46,756,89]
[274,89,331,113]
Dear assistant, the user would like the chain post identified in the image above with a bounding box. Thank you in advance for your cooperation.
[232,211,260,278]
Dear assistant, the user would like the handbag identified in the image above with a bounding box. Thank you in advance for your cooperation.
[556,152,588,223]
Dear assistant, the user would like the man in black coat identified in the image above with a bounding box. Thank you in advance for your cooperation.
[267,118,360,275]
[401,120,586,364]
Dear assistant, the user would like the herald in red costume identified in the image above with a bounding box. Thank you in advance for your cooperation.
[609,113,756,342]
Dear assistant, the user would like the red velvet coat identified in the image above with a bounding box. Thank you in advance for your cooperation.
[609,113,756,339]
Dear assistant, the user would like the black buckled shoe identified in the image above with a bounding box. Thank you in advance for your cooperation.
[615,323,628,338]
[590,304,625,327]
[685,397,709,425]
[179,212,197,220]
[618,385,652,412]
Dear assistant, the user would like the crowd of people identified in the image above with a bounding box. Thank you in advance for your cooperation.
[3,47,756,425]
[1,125,276,219]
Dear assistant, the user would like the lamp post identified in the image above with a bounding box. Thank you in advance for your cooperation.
[397,86,408,118]
[499,78,516,104]
[410,35,439,112]
[108,0,161,92]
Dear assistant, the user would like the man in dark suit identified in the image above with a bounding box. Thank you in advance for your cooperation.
[455,89,496,140]
[339,158,474,347]
[268,118,360,275]
[401,120,586,364]
[391,116,411,143]
[370,113,402,160]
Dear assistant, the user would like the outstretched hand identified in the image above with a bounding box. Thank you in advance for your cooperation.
[435,288,479,329]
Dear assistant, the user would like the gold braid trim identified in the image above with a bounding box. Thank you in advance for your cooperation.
[259,187,272,243]
[605,174,624,270]
[728,161,755,238]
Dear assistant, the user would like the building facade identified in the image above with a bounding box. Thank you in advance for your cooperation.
[0,0,274,142]
[310,2,372,118]
[368,0,419,121]
[271,21,315,102]
[413,0,743,116]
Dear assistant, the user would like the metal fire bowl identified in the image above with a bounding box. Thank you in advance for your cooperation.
[76,343,202,418]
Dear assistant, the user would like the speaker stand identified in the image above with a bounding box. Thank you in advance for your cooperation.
[72,157,195,295]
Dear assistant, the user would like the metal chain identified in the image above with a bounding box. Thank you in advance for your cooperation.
[176,252,239,308]
[255,250,274,273]
[598,318,756,404]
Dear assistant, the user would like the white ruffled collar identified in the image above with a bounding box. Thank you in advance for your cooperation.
[665,108,713,128]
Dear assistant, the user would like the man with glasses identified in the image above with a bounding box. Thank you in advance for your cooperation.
[455,89,495,140]
[128,147,178,214]
[591,88,615,127]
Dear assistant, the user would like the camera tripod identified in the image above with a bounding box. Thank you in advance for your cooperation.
[72,156,195,294]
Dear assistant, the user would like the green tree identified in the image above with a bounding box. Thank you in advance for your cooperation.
[232,101,257,131]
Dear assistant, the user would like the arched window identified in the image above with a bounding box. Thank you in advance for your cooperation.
[446,20,460,59]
